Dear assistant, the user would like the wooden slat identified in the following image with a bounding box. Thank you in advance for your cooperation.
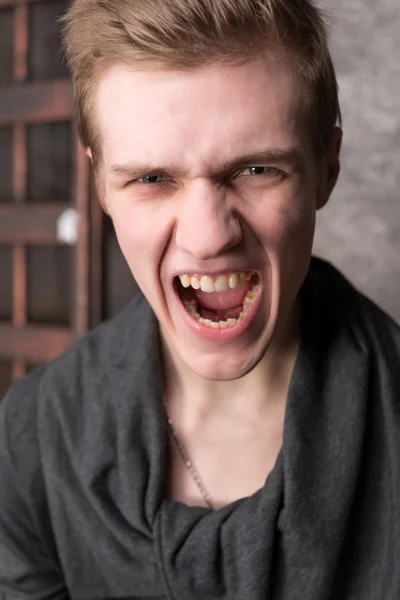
[12,129,27,336]
[0,79,72,126]
[12,245,27,378]
[12,247,26,328]
[0,0,46,8]
[14,3,28,81]
[0,203,72,244]
[13,124,26,202]
[12,3,28,379]
[0,324,75,363]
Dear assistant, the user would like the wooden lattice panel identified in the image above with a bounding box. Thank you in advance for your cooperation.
[0,0,89,390]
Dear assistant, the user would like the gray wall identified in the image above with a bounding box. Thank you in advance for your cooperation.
[313,0,400,323]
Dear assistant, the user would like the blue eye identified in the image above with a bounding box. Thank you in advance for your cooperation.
[138,175,166,184]
[242,166,276,176]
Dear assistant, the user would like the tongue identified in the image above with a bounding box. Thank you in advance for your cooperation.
[193,281,250,311]
[200,306,243,321]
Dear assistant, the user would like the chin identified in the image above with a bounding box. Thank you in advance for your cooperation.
[180,340,269,382]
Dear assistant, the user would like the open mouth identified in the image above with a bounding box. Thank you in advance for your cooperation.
[175,271,260,329]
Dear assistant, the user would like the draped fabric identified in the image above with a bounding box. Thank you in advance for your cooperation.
[1,257,399,599]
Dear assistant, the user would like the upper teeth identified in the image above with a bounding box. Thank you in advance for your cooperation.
[179,271,253,293]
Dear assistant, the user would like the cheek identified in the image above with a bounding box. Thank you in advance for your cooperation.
[108,198,175,281]
[247,188,315,253]
[114,205,153,249]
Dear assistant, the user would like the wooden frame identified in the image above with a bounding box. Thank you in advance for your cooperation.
[0,0,48,8]
[0,80,73,125]
[0,0,90,378]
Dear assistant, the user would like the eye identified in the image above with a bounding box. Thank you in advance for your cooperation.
[137,174,167,184]
[239,166,280,177]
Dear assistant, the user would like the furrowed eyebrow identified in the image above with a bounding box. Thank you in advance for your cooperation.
[109,163,181,180]
[109,147,304,182]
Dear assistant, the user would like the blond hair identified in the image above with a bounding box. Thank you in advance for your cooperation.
[61,0,341,164]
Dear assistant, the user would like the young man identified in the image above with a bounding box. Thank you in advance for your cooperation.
[1,0,399,598]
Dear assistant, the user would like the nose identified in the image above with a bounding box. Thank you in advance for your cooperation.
[175,182,242,260]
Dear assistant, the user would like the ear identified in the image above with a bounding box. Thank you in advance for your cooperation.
[86,147,93,163]
[86,147,110,215]
[317,126,342,210]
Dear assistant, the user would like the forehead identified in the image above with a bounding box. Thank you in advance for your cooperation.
[95,59,306,171]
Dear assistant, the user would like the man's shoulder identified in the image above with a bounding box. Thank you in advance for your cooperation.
[0,292,157,455]
[0,365,46,480]
[48,291,154,375]
[309,256,400,368]
[50,290,154,373]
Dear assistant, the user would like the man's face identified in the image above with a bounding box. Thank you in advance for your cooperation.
[94,59,335,380]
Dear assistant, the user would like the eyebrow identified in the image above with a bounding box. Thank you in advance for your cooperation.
[109,147,304,182]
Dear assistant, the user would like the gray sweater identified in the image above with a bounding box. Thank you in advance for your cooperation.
[1,257,399,600]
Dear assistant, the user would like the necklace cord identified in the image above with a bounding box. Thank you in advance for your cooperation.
[164,405,214,510]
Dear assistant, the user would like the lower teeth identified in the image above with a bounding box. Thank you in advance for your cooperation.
[183,279,259,329]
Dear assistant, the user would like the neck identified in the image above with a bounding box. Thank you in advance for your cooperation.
[161,299,301,423]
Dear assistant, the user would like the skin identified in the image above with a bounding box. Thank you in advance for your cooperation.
[89,57,341,505]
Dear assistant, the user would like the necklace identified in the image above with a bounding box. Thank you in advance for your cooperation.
[164,405,214,510]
